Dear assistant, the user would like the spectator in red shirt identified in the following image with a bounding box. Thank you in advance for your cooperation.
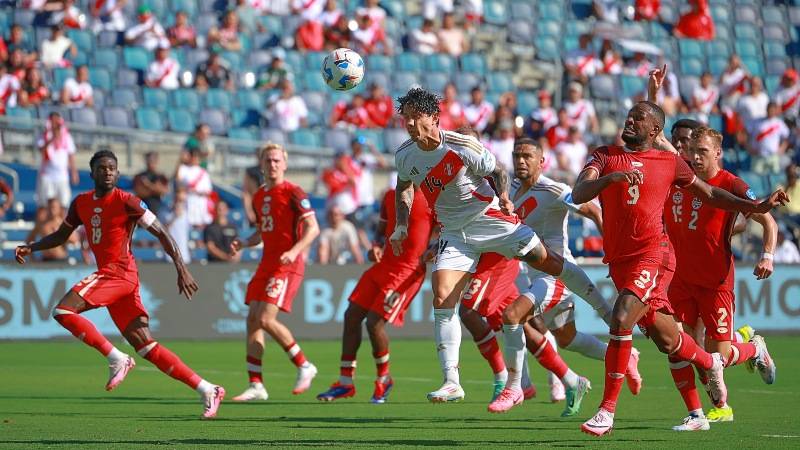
[438,82,467,131]
[18,67,49,107]
[634,0,660,21]
[321,151,360,219]
[674,0,715,40]
[545,107,570,150]
[364,82,394,128]
[330,94,372,129]
[323,14,351,51]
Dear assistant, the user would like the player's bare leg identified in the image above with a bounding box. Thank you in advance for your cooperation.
[234,303,270,401]
[427,269,470,403]
[122,316,224,419]
[318,303,367,401]
[459,306,507,401]
[51,291,135,392]
[366,311,393,403]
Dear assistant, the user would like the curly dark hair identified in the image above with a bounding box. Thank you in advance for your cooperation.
[396,87,441,116]
[89,149,118,171]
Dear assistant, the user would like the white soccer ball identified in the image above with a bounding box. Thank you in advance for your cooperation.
[321,48,365,91]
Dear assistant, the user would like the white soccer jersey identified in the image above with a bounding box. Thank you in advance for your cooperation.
[395,130,498,230]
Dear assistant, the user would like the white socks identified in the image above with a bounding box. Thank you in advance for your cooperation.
[502,324,526,391]
[561,368,579,389]
[558,261,613,320]
[520,354,533,389]
[106,347,125,363]
[434,308,461,385]
[196,379,214,395]
[566,331,609,361]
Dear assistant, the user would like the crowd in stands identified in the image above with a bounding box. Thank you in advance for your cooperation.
[2,0,800,264]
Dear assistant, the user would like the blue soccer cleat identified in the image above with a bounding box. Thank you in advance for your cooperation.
[317,382,356,402]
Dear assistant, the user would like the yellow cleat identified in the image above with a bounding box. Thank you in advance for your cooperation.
[707,405,734,423]
[737,325,756,373]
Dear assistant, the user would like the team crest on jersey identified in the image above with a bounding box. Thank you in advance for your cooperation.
[692,197,702,210]
[672,191,683,204]
[90,214,101,227]
[261,203,271,214]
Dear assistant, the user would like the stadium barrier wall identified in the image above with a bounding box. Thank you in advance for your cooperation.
[1,263,799,339]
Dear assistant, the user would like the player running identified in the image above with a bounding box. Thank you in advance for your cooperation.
[573,101,787,436]
[230,143,320,401]
[15,150,224,419]
[667,127,777,431]
[391,87,608,403]
[316,186,435,403]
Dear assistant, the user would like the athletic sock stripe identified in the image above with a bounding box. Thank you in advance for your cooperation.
[669,360,691,369]
[247,363,262,372]
[475,330,495,346]
[285,344,301,357]
[610,334,633,341]
[53,308,75,316]
[136,341,158,356]
[341,360,357,368]
[728,346,739,366]
[374,354,390,364]
[532,339,548,357]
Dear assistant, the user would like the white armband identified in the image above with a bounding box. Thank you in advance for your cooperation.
[761,252,774,261]
[137,209,157,228]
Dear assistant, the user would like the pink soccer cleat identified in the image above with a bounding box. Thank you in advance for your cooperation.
[292,363,318,395]
[626,348,643,395]
[522,384,537,400]
[581,408,615,436]
[487,387,523,413]
[105,355,135,391]
[202,385,225,419]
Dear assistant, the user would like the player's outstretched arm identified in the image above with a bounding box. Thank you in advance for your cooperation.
[15,222,74,264]
[576,201,603,234]
[280,214,320,265]
[145,218,198,300]
[687,180,790,215]
[391,177,414,256]
[751,212,778,280]
[572,168,642,204]
[490,162,514,214]
[231,231,262,254]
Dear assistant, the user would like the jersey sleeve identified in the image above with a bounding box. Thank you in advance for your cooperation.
[395,151,412,182]
[673,155,697,188]
[581,146,609,176]
[124,193,157,228]
[730,176,757,201]
[459,142,496,176]
[63,197,81,229]
[290,185,315,220]
[556,184,582,213]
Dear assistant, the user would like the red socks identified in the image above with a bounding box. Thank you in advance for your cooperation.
[136,341,201,389]
[475,330,506,375]
[600,329,633,413]
[529,336,568,379]
[53,308,113,356]
[374,350,390,378]
[282,341,307,367]
[247,356,262,383]
[340,354,356,379]
[668,356,703,412]
[727,342,757,367]
[671,332,713,371]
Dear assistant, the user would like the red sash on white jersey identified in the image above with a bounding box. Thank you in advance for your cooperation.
[756,123,780,142]
[781,88,800,113]
[156,60,176,85]
[576,55,594,75]
[569,103,586,122]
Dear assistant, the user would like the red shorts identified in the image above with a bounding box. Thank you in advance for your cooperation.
[71,271,147,332]
[349,262,426,327]
[608,251,675,329]
[245,265,304,313]
[461,253,520,331]
[669,276,736,341]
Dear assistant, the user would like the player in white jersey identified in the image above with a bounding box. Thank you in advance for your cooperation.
[390,88,609,403]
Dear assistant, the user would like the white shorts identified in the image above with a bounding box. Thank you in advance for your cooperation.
[522,275,576,330]
[36,178,71,208]
[434,208,540,273]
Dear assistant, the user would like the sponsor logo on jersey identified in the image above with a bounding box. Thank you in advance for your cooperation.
[745,189,757,200]
[692,197,702,210]
[673,191,683,204]
[631,161,644,167]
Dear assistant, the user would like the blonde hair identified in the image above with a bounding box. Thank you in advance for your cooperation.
[258,142,288,162]
[690,126,723,150]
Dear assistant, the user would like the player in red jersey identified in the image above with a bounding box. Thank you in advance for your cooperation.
[572,102,788,436]
[229,143,321,401]
[316,186,435,403]
[15,150,225,419]
[667,127,777,431]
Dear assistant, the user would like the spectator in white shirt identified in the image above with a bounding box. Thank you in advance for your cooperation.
[564,34,598,83]
[554,126,588,180]
[776,68,800,119]
[165,187,192,263]
[526,89,557,141]
[356,0,387,26]
[719,54,749,112]
[409,18,439,55]
[175,149,213,227]
[438,12,468,57]
[124,5,168,51]
[748,102,790,174]
[737,76,770,129]
[423,0,454,20]
[599,39,622,75]
[691,71,720,124]
[60,65,94,108]
[318,206,364,265]
[91,0,127,33]
[487,120,515,173]
[774,228,800,264]
[0,65,21,115]
[267,79,308,131]
[563,81,599,135]
[40,25,77,68]
[36,113,78,209]
[50,0,87,29]
[464,86,494,133]
[145,45,180,90]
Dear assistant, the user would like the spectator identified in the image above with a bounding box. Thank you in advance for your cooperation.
[0,34,8,65]
[36,113,78,209]
[40,24,77,68]
[323,14,352,50]
[776,68,800,119]
[165,186,192,263]
[599,39,622,75]
[204,201,240,262]
[737,77,769,129]
[438,83,467,131]
[193,72,210,94]
[422,0,454,20]
[26,198,79,261]
[183,123,216,169]
[352,10,391,56]
[267,79,308,132]
[487,120,515,173]
[233,0,262,34]
[0,177,13,220]
[625,52,653,77]
[18,67,49,108]
[593,0,619,23]
[564,34,598,83]
[779,164,800,220]
[318,206,364,265]
[720,54,749,111]
[175,149,213,227]
[364,82,394,128]
[7,25,37,65]
[350,136,387,247]
[545,107,570,150]
[145,45,180,90]
[691,71,720,124]
[774,228,800,263]
[256,48,291,90]
[321,151,359,218]
[167,10,197,48]
[330,94,372,128]
[464,86,494,134]
[7,49,27,80]
[463,0,483,28]
[554,126,588,179]
[293,0,325,51]
[242,154,265,226]
[674,0,714,40]
[90,0,127,33]
[319,0,344,28]
[0,64,21,114]
[208,10,242,52]
[409,18,439,55]
[50,0,87,29]
[526,90,557,141]
[124,5,168,51]
[563,82,599,136]
[195,52,232,90]
[357,0,387,26]
[634,0,660,21]
[133,152,169,217]
[748,102,790,174]
[438,12,468,57]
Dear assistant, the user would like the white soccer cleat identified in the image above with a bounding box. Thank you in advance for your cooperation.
[550,378,566,403]
[706,353,728,408]
[427,382,465,403]
[672,414,710,431]
[201,385,225,419]
[581,408,614,436]
[750,335,776,385]
[292,363,318,395]
[105,354,135,391]
[232,382,269,401]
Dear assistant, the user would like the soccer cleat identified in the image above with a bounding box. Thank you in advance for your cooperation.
[522,384,537,400]
[550,378,566,403]
[738,325,756,373]
[232,382,269,402]
[426,382,465,403]
[105,355,135,391]
[371,377,394,404]
[487,387,523,413]
[561,376,591,417]
[750,335,776,385]
[707,405,734,422]
[706,353,728,408]
[201,385,225,419]
[626,348,643,395]
[292,363,318,395]
[491,380,506,402]
[316,382,356,401]
[581,408,614,436]
[672,414,711,431]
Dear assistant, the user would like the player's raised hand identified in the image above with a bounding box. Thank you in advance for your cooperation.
[647,64,667,100]
[368,244,384,263]
[14,244,31,264]
[279,249,299,265]
[390,225,408,256]
[753,256,774,280]
[177,267,199,300]
[755,189,790,213]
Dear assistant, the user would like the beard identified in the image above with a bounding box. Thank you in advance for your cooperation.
[621,131,646,146]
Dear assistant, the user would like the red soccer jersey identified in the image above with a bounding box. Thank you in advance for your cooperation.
[252,180,315,272]
[582,145,696,264]
[666,169,753,290]
[379,188,434,268]
[64,188,155,278]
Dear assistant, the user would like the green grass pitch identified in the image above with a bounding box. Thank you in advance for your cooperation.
[1,336,798,449]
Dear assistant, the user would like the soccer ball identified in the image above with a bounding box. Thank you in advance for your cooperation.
[321,48,365,91]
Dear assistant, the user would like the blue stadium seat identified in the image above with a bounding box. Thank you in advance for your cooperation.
[708,56,728,76]
[70,108,98,126]
[453,72,482,94]
[381,0,405,19]
[258,14,283,35]
[741,56,765,77]
[516,91,538,117]
[510,2,535,19]
[284,51,304,73]
[395,53,423,73]
[762,5,786,25]
[537,20,560,38]
[301,91,326,115]
[290,129,321,148]
[228,127,257,142]
[135,108,165,131]
[172,89,201,113]
[123,47,150,71]
[734,24,758,40]
[305,51,327,70]
[621,75,647,99]
[52,67,75,91]
[220,51,242,70]
[539,1,564,21]
[142,88,169,111]
[111,88,139,108]
[423,73,449,93]
[199,108,228,135]
[88,67,112,91]
[236,90,263,110]
[204,88,232,112]
[167,108,196,133]
[486,72,513,93]
[508,20,534,44]
[367,54,393,73]
[460,53,487,75]
[324,129,352,151]
[133,248,165,261]
[566,20,592,38]
[195,13,219,36]
[679,40,705,59]
[303,70,328,92]
[534,36,560,61]
[97,30,120,48]
[734,6,758,23]
[680,58,704,77]
[392,72,420,92]
[711,4,731,23]
[231,108,262,127]
[706,40,730,59]
[764,41,788,58]
[763,26,787,42]
[67,29,92,53]
[92,49,119,71]
[248,50,273,70]
[260,128,287,145]
[424,54,456,74]
[13,9,35,26]
[589,75,618,101]
[767,57,789,76]
[5,107,35,130]
[102,107,132,128]
[484,0,509,25]
[354,129,384,152]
